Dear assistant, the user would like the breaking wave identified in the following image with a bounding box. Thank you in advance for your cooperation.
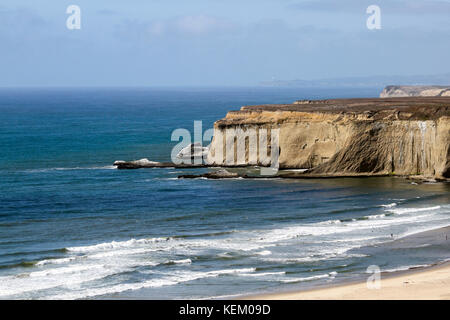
[1,201,448,299]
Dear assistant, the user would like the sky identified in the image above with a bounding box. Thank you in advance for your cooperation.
[0,0,449,86]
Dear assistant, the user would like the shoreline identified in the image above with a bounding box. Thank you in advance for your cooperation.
[244,261,450,300]
[242,226,450,300]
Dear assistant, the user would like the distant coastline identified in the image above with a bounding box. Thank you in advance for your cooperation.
[260,73,450,88]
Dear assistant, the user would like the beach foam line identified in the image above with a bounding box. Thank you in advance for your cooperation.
[306,235,382,244]
[379,203,397,208]
[62,202,448,256]
[42,268,256,300]
[237,271,286,277]
[36,256,79,266]
[256,208,443,242]
[253,214,395,241]
[164,259,192,265]
[65,236,274,259]
[34,247,169,266]
[62,209,449,261]
[353,204,443,221]
[317,219,342,225]
[88,247,165,259]
[202,293,244,300]
[255,250,272,256]
[366,213,388,219]
[240,210,446,244]
[383,264,431,273]
[279,273,334,283]
[262,251,368,264]
[66,237,171,252]
[0,256,168,298]
[0,264,120,297]
[28,264,104,277]
[385,206,441,215]
[340,212,445,231]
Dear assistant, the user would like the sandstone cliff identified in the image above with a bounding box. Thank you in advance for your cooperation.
[380,86,450,98]
[207,97,450,179]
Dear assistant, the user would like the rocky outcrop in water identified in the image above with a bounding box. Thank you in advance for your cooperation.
[178,169,239,179]
[207,97,450,179]
[113,159,205,169]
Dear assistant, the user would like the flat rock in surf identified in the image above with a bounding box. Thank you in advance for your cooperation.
[179,169,240,179]
[113,158,206,169]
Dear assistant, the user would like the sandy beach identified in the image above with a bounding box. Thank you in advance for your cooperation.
[246,261,450,300]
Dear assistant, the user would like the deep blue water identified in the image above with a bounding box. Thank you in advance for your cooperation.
[0,87,449,299]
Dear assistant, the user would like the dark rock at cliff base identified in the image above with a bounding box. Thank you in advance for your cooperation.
[179,169,239,179]
[113,158,206,169]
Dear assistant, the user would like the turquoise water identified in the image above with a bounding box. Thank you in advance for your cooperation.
[0,87,449,299]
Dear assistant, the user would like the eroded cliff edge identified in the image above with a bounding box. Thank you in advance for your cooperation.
[207,97,450,179]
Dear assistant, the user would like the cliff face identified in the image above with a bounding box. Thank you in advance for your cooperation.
[207,98,450,179]
[380,86,450,98]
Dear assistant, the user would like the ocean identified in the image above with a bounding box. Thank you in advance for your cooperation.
[0,87,449,299]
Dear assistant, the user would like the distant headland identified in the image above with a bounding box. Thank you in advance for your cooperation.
[260,73,450,88]
[114,86,450,182]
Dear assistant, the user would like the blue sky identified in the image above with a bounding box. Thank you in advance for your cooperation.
[1,0,449,86]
